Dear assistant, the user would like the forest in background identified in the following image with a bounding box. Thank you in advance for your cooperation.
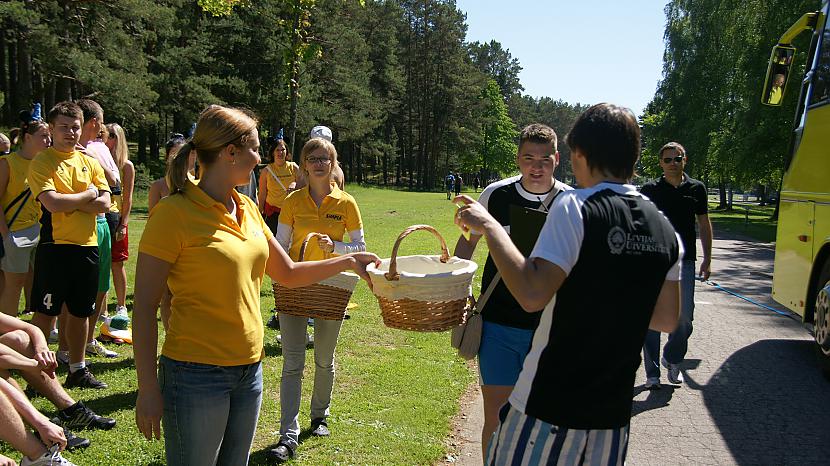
[0,0,586,189]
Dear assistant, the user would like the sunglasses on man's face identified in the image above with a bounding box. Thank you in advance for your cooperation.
[662,156,684,164]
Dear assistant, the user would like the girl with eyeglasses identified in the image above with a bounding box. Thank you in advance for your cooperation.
[268,137,366,463]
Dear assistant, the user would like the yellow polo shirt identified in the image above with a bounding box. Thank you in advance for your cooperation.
[263,161,299,208]
[280,185,362,262]
[139,180,273,366]
[28,147,109,246]
[1,152,40,231]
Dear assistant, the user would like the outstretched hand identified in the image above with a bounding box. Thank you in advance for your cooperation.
[349,252,382,290]
[453,195,496,236]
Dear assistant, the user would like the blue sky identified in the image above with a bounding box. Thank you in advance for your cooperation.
[455,1,668,116]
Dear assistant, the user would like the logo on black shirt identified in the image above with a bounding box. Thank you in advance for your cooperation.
[608,226,671,255]
[325,213,342,221]
[607,227,627,254]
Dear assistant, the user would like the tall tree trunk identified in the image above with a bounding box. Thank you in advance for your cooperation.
[287,6,302,156]
[55,76,72,102]
[150,125,160,162]
[8,39,18,119]
[0,32,7,124]
[718,181,727,209]
[17,34,33,109]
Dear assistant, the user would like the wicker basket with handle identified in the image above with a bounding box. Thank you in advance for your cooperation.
[366,225,477,331]
[273,232,359,320]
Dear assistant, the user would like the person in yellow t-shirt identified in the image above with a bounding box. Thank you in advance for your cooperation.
[258,136,298,234]
[768,73,785,105]
[269,137,366,462]
[133,105,379,466]
[0,115,50,317]
[28,101,111,391]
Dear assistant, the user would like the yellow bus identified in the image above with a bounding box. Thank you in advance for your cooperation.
[762,2,830,374]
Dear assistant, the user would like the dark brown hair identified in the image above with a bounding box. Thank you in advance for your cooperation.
[565,103,640,180]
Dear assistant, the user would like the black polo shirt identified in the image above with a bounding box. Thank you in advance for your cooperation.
[640,174,707,260]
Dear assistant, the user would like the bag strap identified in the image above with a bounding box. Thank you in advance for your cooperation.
[6,189,31,229]
[474,271,501,314]
[539,183,563,211]
[266,166,288,192]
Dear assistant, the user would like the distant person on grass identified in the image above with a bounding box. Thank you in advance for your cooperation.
[455,103,682,465]
[445,171,455,200]
[269,137,366,463]
[133,105,379,466]
[453,123,571,457]
[104,123,135,323]
[28,101,111,390]
[454,172,463,196]
[0,109,49,318]
[640,141,712,389]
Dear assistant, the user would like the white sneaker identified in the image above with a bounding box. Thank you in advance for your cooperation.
[645,377,661,390]
[116,305,129,318]
[21,444,77,465]
[661,357,684,384]
[56,351,69,366]
[86,339,117,358]
[48,328,59,344]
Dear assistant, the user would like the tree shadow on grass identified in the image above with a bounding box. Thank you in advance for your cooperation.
[79,389,137,416]
[86,357,136,376]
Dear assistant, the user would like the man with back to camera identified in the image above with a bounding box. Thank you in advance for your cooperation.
[453,123,571,457]
[640,141,712,389]
[455,103,682,464]
[28,101,111,390]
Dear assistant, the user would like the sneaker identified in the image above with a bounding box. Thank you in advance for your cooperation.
[65,367,108,390]
[661,357,684,384]
[48,328,59,344]
[115,305,129,318]
[86,339,117,358]
[54,401,116,431]
[644,377,661,390]
[35,427,89,451]
[20,444,78,466]
[267,442,295,463]
[267,313,280,330]
[56,351,69,367]
[310,418,330,437]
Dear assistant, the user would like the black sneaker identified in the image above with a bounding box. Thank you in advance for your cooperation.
[310,418,330,437]
[54,401,116,431]
[35,426,90,451]
[267,441,295,463]
[64,367,108,390]
[267,313,280,330]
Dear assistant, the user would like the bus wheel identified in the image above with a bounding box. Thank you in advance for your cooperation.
[815,262,830,378]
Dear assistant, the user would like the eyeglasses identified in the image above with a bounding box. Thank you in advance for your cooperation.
[306,157,331,165]
[662,156,684,164]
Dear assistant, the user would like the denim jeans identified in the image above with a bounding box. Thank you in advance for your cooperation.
[278,313,343,448]
[643,260,696,378]
[159,355,263,466]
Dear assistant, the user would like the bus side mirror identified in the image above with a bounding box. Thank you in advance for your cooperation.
[762,45,796,106]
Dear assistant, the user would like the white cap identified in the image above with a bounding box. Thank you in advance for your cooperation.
[309,125,333,142]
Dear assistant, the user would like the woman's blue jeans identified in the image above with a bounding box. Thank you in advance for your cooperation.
[159,355,263,466]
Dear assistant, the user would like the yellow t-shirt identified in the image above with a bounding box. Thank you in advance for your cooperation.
[138,180,273,366]
[1,152,40,231]
[280,185,363,262]
[263,161,299,209]
[28,148,109,246]
[768,86,783,105]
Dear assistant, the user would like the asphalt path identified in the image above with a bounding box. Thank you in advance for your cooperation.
[443,234,830,465]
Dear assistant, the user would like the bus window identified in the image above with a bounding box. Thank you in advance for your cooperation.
[809,27,830,106]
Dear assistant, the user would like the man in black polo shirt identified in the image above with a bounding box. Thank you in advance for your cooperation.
[455,103,682,465]
[640,142,713,389]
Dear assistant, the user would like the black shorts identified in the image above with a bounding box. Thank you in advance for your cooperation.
[31,243,99,318]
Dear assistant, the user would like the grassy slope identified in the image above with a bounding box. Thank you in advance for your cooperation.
[2,186,485,465]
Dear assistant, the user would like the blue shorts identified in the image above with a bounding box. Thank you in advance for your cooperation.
[478,321,534,386]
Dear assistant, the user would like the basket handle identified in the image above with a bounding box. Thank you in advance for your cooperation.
[298,232,327,263]
[385,224,450,281]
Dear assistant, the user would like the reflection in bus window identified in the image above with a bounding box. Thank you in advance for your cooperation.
[809,28,830,106]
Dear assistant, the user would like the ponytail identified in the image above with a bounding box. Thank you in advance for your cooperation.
[166,141,194,195]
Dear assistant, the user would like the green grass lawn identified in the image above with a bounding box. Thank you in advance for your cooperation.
[707,202,777,243]
[2,186,486,465]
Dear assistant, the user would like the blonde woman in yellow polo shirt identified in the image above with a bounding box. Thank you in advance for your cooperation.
[0,114,49,317]
[133,105,378,466]
[269,137,365,463]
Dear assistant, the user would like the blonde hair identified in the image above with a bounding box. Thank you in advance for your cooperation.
[107,123,130,169]
[166,105,259,194]
[299,137,340,180]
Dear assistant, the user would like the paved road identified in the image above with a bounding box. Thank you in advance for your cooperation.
[444,235,830,465]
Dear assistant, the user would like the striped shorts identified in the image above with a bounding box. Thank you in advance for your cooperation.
[485,404,629,466]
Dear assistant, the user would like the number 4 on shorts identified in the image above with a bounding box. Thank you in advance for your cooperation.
[43,293,53,310]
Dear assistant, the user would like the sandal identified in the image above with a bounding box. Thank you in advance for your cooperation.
[268,441,295,463]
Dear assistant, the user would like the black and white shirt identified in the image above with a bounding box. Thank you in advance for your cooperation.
[477,175,572,330]
[509,182,683,429]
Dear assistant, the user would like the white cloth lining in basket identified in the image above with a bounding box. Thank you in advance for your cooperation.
[366,255,477,302]
[319,271,360,291]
